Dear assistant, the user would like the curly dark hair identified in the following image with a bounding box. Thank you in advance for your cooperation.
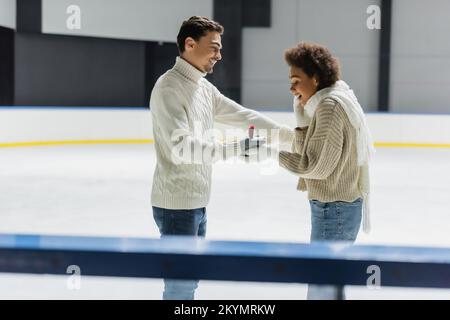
[177,16,224,53]
[284,42,340,90]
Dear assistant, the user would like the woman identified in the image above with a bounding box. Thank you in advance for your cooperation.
[278,42,375,299]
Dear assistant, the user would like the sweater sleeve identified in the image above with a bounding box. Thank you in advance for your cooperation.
[212,86,294,146]
[278,101,344,180]
[151,87,238,164]
[292,127,308,154]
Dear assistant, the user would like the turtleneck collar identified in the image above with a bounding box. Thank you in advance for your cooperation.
[173,56,207,83]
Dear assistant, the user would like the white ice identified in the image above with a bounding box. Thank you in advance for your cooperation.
[0,144,449,299]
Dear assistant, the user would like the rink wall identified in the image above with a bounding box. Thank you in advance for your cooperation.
[0,108,449,147]
[1,233,450,290]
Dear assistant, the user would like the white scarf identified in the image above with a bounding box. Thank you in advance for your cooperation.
[295,80,376,233]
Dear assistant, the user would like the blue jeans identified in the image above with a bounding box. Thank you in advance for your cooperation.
[307,198,362,300]
[152,206,207,300]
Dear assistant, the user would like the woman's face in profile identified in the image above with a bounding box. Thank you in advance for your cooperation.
[289,66,319,105]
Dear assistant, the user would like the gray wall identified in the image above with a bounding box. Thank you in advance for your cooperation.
[11,0,450,112]
[0,0,15,105]
[391,0,450,113]
[0,0,16,29]
[42,0,213,42]
[14,33,147,106]
[242,0,381,111]
[40,0,382,111]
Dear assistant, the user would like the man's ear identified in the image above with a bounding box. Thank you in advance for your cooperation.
[184,37,196,51]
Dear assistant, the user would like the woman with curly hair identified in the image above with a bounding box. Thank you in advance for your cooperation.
[279,42,375,299]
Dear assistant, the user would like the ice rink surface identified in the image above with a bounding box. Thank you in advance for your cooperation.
[0,143,449,299]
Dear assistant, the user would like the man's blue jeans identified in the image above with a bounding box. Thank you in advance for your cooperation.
[307,198,362,300]
[152,206,207,300]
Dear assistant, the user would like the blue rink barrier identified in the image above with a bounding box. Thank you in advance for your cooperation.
[0,233,449,289]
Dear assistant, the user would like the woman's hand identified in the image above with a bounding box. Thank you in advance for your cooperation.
[299,95,309,107]
[293,95,312,127]
[293,95,304,109]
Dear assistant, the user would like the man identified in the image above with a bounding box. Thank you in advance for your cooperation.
[150,16,293,300]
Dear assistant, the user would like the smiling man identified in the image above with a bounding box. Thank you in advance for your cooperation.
[149,16,293,300]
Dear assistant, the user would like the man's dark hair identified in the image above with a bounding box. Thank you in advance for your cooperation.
[285,42,340,90]
[177,16,224,53]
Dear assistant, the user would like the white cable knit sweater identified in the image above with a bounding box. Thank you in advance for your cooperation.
[150,57,293,210]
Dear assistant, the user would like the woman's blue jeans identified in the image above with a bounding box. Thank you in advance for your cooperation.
[308,198,362,300]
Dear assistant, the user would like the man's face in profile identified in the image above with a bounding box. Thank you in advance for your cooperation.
[183,31,222,74]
